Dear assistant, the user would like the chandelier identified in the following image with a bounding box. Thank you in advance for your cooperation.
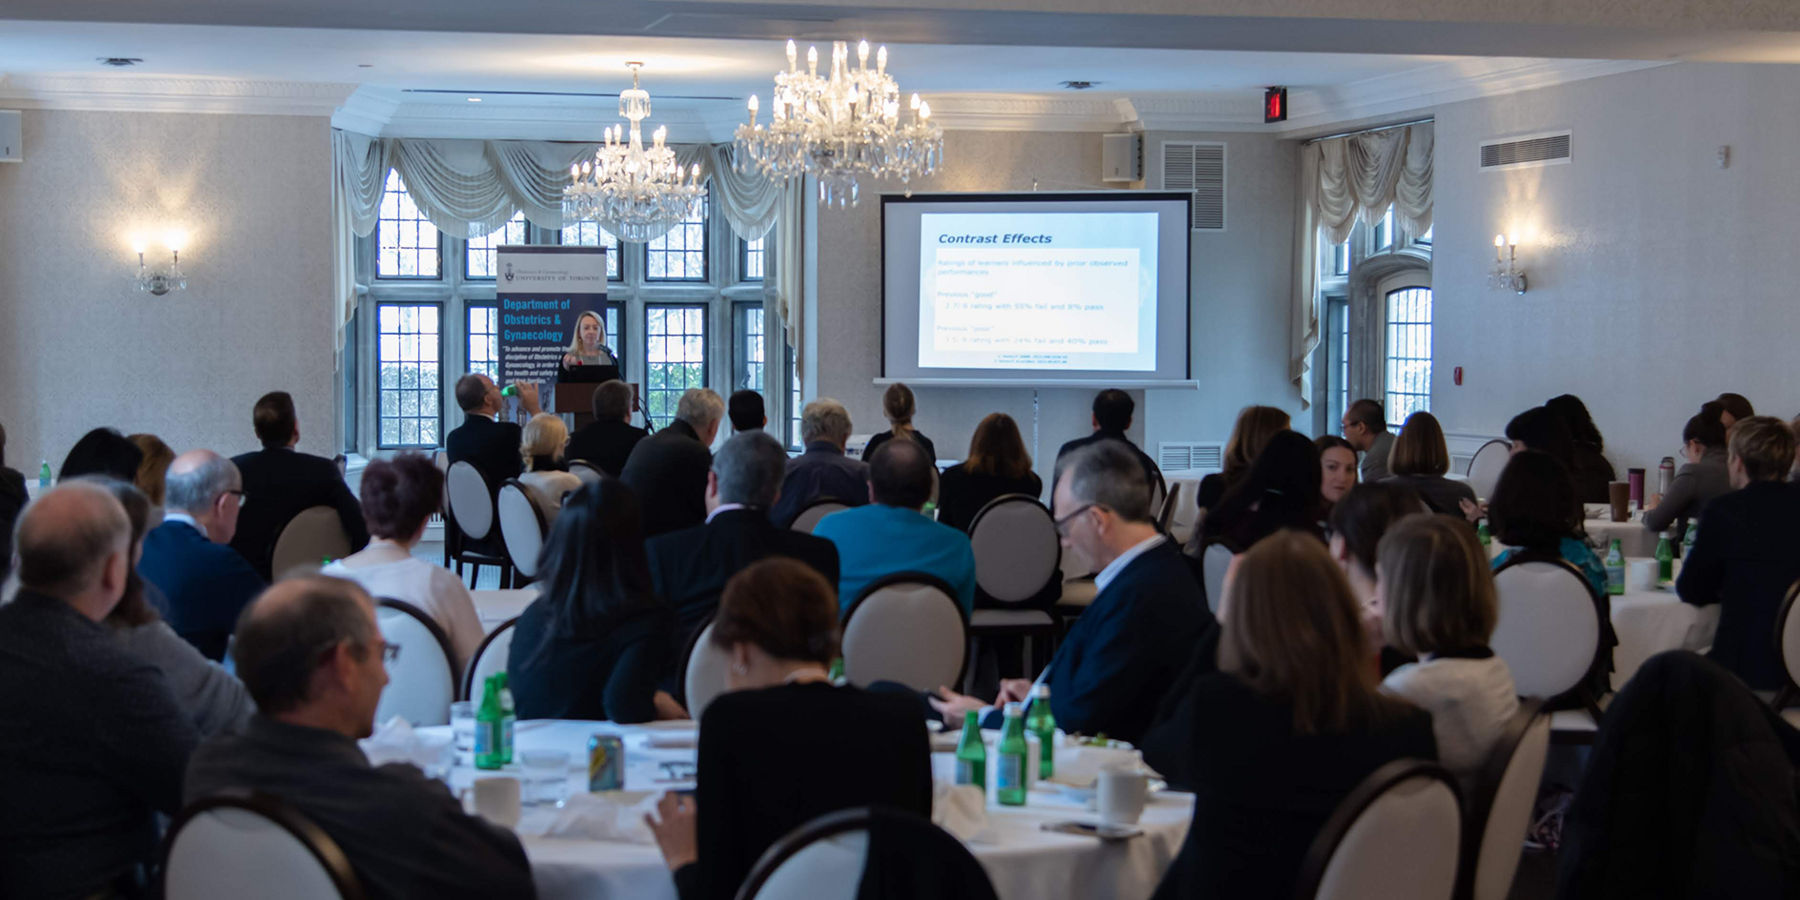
[563,63,706,243]
[734,39,944,208]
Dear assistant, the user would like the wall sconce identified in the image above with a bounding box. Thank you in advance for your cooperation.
[132,231,188,296]
[1487,233,1527,295]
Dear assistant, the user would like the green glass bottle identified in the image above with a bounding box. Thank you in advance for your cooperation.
[1024,684,1055,780]
[37,461,51,489]
[500,384,519,397]
[953,710,986,792]
[474,675,504,770]
[827,657,846,686]
[995,702,1028,807]
[497,672,516,764]
[1476,519,1492,547]
[1604,538,1625,596]
[1655,531,1675,583]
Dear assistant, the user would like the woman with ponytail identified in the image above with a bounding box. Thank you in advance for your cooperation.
[862,382,938,464]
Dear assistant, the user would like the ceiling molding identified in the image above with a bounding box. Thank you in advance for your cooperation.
[0,73,354,116]
[916,94,1135,133]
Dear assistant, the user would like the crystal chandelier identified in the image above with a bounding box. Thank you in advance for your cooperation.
[563,63,706,243]
[734,39,944,208]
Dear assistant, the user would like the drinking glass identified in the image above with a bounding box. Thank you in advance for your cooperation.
[450,701,476,763]
[521,750,572,807]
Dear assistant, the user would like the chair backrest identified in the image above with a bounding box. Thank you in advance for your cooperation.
[163,794,365,900]
[1773,579,1800,707]
[271,506,354,577]
[567,460,604,486]
[433,450,451,517]
[682,618,733,722]
[1201,542,1234,614]
[1466,439,1513,500]
[446,460,496,542]
[791,497,850,534]
[463,616,519,701]
[1157,482,1184,534]
[1295,759,1462,900]
[373,598,459,727]
[737,807,997,900]
[841,572,968,692]
[1462,699,1552,900]
[1490,555,1603,702]
[968,494,1061,606]
[496,480,548,581]
[1148,473,1168,524]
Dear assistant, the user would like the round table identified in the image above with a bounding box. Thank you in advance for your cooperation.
[1607,562,1719,691]
[1582,518,1661,558]
[471,589,539,632]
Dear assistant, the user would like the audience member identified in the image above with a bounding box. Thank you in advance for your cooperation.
[0,421,24,584]
[621,387,725,537]
[565,380,648,478]
[1382,411,1479,517]
[1378,514,1519,793]
[127,433,174,510]
[1644,405,1732,536]
[862,382,938,463]
[1197,430,1324,553]
[1146,531,1435,900]
[519,412,583,522]
[1326,483,1425,660]
[936,412,1043,532]
[1714,392,1755,430]
[1197,405,1290,515]
[58,427,143,483]
[138,450,266,661]
[1341,398,1395,483]
[0,482,199,900]
[768,397,868,527]
[1504,405,1579,474]
[645,558,931,900]
[1791,414,1800,483]
[445,373,541,494]
[814,438,976,615]
[1677,416,1800,691]
[1545,394,1618,502]
[185,577,536,898]
[646,431,838,683]
[510,479,675,722]
[1055,389,1165,506]
[726,389,765,433]
[229,391,369,581]
[1315,434,1359,520]
[322,454,484,667]
[94,477,254,736]
[932,441,1210,745]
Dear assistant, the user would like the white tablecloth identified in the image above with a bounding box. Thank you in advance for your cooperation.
[471,589,538,632]
[1608,563,1719,691]
[421,720,1192,900]
[1583,518,1661,558]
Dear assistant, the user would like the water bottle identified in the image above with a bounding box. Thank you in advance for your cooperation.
[474,675,504,770]
[1476,519,1492,547]
[37,461,50,489]
[500,385,519,398]
[1025,684,1056,780]
[1657,457,1676,497]
[1655,532,1675,583]
[497,672,516,765]
[1604,539,1625,596]
[995,702,1028,807]
[954,710,986,791]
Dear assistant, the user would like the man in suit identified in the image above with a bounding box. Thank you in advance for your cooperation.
[138,450,267,661]
[1343,398,1396,483]
[728,389,766,433]
[186,576,535,899]
[620,387,725,537]
[444,373,543,493]
[932,441,1212,745]
[646,431,838,677]
[1678,416,1800,691]
[769,398,869,527]
[1054,389,1164,509]
[0,482,199,900]
[813,439,976,616]
[0,420,26,584]
[565,380,648,478]
[229,391,369,581]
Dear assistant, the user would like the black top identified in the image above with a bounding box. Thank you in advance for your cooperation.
[444,413,524,495]
[1569,441,1618,506]
[863,430,937,465]
[935,464,1043,533]
[1054,430,1164,508]
[674,682,932,900]
[1148,674,1437,900]
[186,716,535,900]
[1194,471,1230,512]
[229,446,370,581]
[0,590,199,900]
[1677,480,1800,690]
[1381,473,1480,517]
[0,466,24,583]
[566,418,649,479]
[619,419,714,538]
[506,599,670,723]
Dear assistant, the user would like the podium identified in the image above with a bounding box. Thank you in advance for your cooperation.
[552,367,638,431]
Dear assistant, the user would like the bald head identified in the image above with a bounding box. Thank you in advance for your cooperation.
[234,576,380,719]
[164,449,243,542]
[869,437,934,510]
[15,481,131,611]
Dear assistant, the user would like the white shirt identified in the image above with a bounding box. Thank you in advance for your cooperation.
[1094,533,1166,593]
[1382,654,1520,794]
[161,512,205,540]
[706,503,748,524]
[322,543,486,667]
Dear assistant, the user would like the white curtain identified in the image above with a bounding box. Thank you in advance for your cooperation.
[331,131,385,351]
[1289,146,1322,408]
[775,180,808,380]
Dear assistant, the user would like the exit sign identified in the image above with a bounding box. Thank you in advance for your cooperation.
[1264,87,1288,124]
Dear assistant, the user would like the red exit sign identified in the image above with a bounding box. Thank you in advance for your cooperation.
[1264,87,1288,124]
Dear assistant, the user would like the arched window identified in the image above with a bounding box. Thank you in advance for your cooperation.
[1383,286,1433,428]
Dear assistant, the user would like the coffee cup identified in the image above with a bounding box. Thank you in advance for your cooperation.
[1626,559,1657,592]
[473,776,522,828]
[1608,482,1630,523]
[1097,766,1150,827]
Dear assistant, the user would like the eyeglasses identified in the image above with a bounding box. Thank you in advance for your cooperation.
[376,641,401,664]
[225,489,248,507]
[1054,503,1102,536]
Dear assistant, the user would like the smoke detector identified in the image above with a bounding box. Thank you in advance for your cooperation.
[1060,80,1099,91]
[98,57,143,67]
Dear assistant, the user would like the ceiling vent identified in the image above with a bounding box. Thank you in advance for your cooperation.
[1161,141,1226,231]
[1158,442,1224,473]
[1479,131,1571,171]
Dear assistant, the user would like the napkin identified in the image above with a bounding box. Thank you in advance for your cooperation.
[1050,742,1142,789]
[541,791,661,844]
[931,783,995,844]
[360,716,452,771]
[643,729,699,750]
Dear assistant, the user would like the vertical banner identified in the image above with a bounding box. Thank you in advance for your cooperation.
[496,245,611,417]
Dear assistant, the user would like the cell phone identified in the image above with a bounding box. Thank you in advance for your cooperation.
[1040,821,1144,841]
[656,760,698,783]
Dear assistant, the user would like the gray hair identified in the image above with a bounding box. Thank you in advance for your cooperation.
[592,380,633,421]
[676,388,725,431]
[166,452,242,513]
[14,481,131,595]
[713,431,788,508]
[1060,441,1152,524]
[801,398,853,445]
[233,576,378,714]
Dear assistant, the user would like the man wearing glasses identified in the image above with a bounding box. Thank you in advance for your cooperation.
[138,449,267,662]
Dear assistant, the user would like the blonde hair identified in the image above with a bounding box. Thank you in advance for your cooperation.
[1378,514,1498,656]
[1218,530,1411,734]
[883,383,918,440]
[127,433,176,507]
[565,310,606,358]
[520,413,569,471]
[1388,411,1451,477]
[1222,406,1291,485]
[1729,415,1797,483]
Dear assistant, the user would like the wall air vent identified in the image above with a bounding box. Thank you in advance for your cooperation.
[1161,142,1225,231]
[1158,442,1224,473]
[1479,131,1571,171]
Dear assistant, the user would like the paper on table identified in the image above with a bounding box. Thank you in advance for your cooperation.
[1049,743,1142,790]
[931,783,995,844]
[541,791,661,844]
[643,730,699,750]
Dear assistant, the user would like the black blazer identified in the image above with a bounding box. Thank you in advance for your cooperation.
[1054,430,1164,506]
[863,430,937,465]
[1677,481,1800,690]
[229,447,370,581]
[645,508,839,668]
[935,464,1042,533]
[1149,675,1437,900]
[506,599,670,724]
[673,682,932,900]
[619,420,713,538]
[566,418,649,479]
[0,467,24,584]
[444,414,524,496]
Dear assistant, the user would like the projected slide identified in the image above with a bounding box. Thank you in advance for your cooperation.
[918,212,1160,372]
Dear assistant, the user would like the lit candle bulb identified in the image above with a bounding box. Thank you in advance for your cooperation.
[1507,233,1518,246]
[165,230,186,253]
[654,125,666,147]
[130,236,146,255]
[807,45,818,75]
[691,163,701,184]
[910,92,921,111]
[582,160,592,175]
[786,39,797,72]
[919,100,931,121]
[748,94,759,123]
[570,163,580,180]
[858,40,869,68]
[877,45,887,75]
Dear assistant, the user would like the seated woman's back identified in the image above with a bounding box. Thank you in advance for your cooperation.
[938,412,1040,532]
[1197,429,1324,552]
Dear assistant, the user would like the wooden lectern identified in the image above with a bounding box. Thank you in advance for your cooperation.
[552,366,639,430]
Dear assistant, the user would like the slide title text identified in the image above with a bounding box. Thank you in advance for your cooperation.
[937,233,1053,245]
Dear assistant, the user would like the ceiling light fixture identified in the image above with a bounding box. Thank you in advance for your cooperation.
[562,63,705,243]
[1061,80,1099,90]
[97,57,142,67]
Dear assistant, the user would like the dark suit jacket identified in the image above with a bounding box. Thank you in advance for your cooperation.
[935,464,1042,533]
[565,418,649,478]
[507,601,671,725]
[139,520,268,661]
[646,508,840,668]
[229,446,369,581]
[1677,481,1800,690]
[444,413,523,495]
[619,419,714,537]
[1054,430,1164,506]
[0,466,24,584]
[769,441,869,527]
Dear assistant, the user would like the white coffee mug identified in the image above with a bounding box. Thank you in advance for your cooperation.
[1097,767,1150,826]
[1625,559,1657,592]
[473,776,522,828]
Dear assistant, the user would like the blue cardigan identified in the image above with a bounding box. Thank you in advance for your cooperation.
[139,520,267,662]
[813,504,976,615]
